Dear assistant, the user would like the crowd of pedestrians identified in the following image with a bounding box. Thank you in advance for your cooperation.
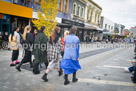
[8,25,81,85]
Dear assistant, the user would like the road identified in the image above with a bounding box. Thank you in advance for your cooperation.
[0,43,136,91]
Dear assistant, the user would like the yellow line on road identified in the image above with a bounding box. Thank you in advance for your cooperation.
[78,78,136,87]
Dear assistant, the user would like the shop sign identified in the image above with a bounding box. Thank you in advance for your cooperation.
[62,19,84,27]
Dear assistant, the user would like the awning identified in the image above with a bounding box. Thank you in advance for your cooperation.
[57,23,72,28]
[103,32,113,35]
[0,1,33,18]
[103,29,109,32]
[78,26,96,30]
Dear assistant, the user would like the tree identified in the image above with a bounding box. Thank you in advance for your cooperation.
[32,0,58,37]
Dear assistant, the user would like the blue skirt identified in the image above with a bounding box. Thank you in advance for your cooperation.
[61,59,81,74]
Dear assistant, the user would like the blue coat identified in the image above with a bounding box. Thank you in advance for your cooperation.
[63,34,79,61]
[61,34,81,74]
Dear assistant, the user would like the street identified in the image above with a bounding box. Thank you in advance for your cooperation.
[0,43,136,91]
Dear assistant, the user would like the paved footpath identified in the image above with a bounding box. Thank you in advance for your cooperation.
[0,43,136,91]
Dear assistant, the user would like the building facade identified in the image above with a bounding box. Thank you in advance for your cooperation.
[100,16,115,40]
[84,0,102,42]
[0,0,103,42]
[0,0,33,35]
[32,0,72,37]
[70,0,87,41]
[114,23,125,37]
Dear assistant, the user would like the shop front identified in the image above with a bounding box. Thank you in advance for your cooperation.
[61,19,85,41]
[11,16,30,33]
[0,0,33,35]
[82,26,97,42]
[0,14,11,35]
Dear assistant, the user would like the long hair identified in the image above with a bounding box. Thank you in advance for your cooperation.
[54,26,60,34]
[11,27,18,41]
[64,30,69,40]
[51,31,57,44]
[40,26,46,33]
[23,25,31,40]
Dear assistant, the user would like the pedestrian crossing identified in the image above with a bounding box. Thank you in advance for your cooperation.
[78,78,136,87]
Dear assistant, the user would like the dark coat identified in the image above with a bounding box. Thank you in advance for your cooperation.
[34,32,48,63]
[2,35,8,42]
[24,33,34,50]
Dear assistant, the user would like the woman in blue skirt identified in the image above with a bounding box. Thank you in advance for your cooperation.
[61,26,81,85]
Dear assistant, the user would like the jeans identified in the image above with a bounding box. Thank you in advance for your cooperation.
[129,66,134,72]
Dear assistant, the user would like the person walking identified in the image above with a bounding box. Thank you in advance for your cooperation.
[33,28,38,41]
[9,27,20,66]
[32,28,38,63]
[61,26,81,85]
[33,26,48,74]
[61,30,69,57]
[86,35,89,43]
[16,25,34,71]
[42,27,63,82]
[54,26,63,76]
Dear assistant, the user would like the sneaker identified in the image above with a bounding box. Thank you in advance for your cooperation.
[124,67,130,73]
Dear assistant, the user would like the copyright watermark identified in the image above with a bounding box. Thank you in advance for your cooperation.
[1,41,135,51]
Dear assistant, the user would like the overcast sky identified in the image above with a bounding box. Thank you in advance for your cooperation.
[94,0,136,29]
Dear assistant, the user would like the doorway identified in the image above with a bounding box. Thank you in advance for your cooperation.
[2,24,9,35]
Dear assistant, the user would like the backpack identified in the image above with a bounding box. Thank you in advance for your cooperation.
[19,32,25,45]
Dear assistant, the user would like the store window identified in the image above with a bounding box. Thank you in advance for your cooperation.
[58,0,62,11]
[105,24,107,29]
[111,26,113,30]
[63,0,69,13]
[109,25,110,30]
[73,3,77,15]
[90,11,92,21]
[35,0,41,4]
[77,5,81,16]
[81,7,84,18]
[87,9,90,20]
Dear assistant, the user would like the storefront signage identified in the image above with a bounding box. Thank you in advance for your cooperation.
[62,19,84,27]
[0,14,4,19]
[0,1,33,18]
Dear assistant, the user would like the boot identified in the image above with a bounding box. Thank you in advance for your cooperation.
[10,64,15,67]
[44,62,48,69]
[42,73,48,82]
[33,62,40,75]
[16,63,22,72]
[133,71,136,83]
[72,72,78,82]
[10,61,15,67]
[15,60,20,65]
[58,69,63,76]
[64,74,70,85]
[30,61,33,68]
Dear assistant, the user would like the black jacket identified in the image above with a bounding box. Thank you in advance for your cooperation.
[25,33,34,50]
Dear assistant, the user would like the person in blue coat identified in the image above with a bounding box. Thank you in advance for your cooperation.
[61,26,81,85]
